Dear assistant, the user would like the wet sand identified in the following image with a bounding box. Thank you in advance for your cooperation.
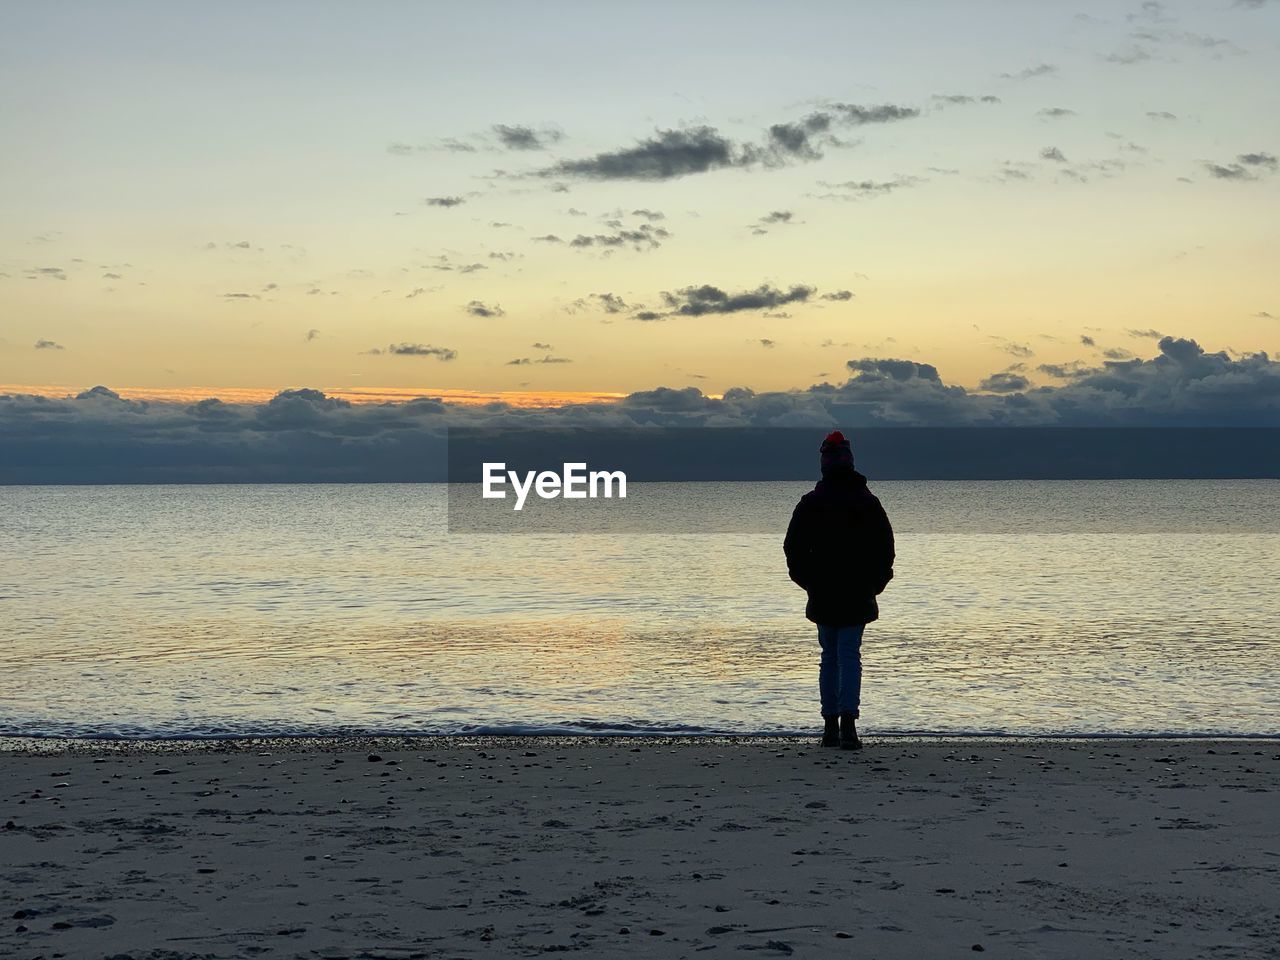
[1,737,1277,959]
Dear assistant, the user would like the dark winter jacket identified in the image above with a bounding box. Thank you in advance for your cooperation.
[783,469,895,626]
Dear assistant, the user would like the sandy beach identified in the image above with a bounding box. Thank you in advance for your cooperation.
[1,737,1277,959]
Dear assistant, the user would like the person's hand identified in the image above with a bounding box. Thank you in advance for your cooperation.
[875,568,894,594]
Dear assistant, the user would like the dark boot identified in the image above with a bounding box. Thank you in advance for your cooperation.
[821,715,840,747]
[839,712,862,751]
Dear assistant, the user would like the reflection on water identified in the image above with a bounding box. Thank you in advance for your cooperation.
[1,482,1277,737]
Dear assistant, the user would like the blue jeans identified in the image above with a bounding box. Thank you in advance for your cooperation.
[817,623,864,717]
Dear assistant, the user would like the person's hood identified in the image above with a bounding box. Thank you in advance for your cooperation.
[813,469,869,495]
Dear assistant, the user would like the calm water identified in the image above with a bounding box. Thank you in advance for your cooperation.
[2,482,1277,738]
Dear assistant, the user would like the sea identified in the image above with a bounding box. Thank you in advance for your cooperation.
[2,481,1277,739]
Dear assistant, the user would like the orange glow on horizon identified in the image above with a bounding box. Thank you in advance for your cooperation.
[0,384,631,409]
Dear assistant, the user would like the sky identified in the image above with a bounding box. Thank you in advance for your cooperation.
[3,0,1278,410]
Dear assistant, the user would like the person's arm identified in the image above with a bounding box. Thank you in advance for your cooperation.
[868,496,895,594]
[783,499,814,590]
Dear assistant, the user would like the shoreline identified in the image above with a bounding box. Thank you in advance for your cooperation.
[3,732,1279,757]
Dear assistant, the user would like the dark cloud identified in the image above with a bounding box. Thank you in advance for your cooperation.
[1202,152,1276,181]
[1054,157,1129,183]
[1103,347,1136,360]
[1038,107,1076,118]
[659,283,815,317]
[399,127,567,155]
[758,339,776,348]
[846,358,942,382]
[1239,152,1278,168]
[508,354,571,366]
[1037,361,1090,379]
[759,211,793,224]
[437,138,479,153]
[545,126,738,181]
[980,371,1030,393]
[1127,328,1164,339]
[1128,23,1240,54]
[763,112,841,162]
[539,105,919,182]
[1040,146,1068,162]
[367,343,457,360]
[996,165,1033,182]
[28,266,67,280]
[999,341,1035,358]
[1146,110,1178,120]
[531,342,553,350]
[34,339,64,350]
[932,94,1002,105]
[569,223,669,251]
[1081,335,1097,347]
[466,300,505,318]
[492,124,564,151]
[1103,47,1154,65]
[821,290,854,302]
[305,329,320,342]
[621,386,723,414]
[532,234,563,243]
[592,293,628,314]
[630,209,665,221]
[999,63,1057,80]
[815,177,918,199]
[425,196,465,207]
[1204,162,1252,180]
[830,104,920,125]
[762,105,920,164]
[221,292,259,300]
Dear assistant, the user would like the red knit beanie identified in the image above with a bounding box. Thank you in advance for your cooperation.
[820,430,853,472]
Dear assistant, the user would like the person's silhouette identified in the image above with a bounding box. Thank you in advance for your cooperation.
[784,431,895,749]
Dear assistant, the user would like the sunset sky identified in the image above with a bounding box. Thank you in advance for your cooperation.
[2,0,1278,404]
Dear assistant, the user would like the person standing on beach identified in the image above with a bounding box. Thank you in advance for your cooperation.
[784,431,895,750]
